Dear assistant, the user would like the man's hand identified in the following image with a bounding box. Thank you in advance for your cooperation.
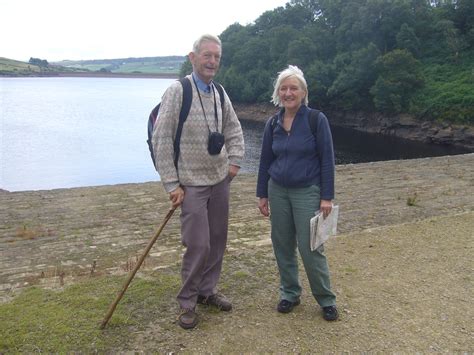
[228,164,240,180]
[169,186,184,209]
[258,198,270,217]
[320,199,332,219]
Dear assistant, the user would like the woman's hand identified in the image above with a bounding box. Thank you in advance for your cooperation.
[320,199,332,219]
[258,198,270,217]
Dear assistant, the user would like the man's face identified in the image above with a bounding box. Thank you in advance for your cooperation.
[190,40,221,84]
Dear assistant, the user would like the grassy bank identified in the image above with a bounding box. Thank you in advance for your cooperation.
[1,212,472,352]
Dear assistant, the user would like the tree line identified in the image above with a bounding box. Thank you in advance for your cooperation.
[29,57,49,67]
[181,0,473,124]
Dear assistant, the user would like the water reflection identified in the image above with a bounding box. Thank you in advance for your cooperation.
[1,77,469,191]
[239,119,470,173]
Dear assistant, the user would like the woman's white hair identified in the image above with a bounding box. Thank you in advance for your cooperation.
[192,34,222,54]
[271,65,309,107]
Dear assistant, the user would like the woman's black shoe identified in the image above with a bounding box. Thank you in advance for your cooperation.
[322,305,339,321]
[277,299,300,313]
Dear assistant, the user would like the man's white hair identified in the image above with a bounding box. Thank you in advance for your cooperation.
[192,34,222,53]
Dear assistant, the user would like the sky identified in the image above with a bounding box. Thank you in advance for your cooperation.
[1,0,289,62]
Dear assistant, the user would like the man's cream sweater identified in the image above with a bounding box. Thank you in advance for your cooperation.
[152,75,245,193]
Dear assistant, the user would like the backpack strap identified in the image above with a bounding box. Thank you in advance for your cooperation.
[173,77,192,168]
[308,109,320,137]
[270,114,278,132]
[213,82,226,113]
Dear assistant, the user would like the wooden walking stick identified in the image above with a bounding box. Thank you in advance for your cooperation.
[100,208,176,329]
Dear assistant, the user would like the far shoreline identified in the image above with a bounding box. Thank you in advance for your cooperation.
[3,74,472,150]
[1,72,179,79]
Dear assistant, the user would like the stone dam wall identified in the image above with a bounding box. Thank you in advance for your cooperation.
[0,153,473,301]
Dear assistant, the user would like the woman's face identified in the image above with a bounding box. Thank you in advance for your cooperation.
[278,76,306,112]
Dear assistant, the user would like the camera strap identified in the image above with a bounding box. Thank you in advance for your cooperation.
[192,75,220,133]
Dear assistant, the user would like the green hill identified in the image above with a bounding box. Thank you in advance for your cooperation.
[0,57,89,76]
[0,57,42,75]
[0,56,186,76]
[54,56,186,75]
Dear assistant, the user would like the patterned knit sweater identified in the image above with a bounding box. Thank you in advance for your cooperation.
[152,75,245,193]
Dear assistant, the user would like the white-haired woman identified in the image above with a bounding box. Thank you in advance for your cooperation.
[256,65,338,321]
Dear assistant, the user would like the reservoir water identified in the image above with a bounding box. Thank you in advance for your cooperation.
[1,77,469,192]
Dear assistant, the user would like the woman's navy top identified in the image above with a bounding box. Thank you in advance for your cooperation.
[256,105,335,200]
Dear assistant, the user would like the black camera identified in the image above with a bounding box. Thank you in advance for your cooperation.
[208,131,225,155]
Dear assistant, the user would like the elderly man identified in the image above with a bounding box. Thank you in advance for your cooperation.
[152,34,244,329]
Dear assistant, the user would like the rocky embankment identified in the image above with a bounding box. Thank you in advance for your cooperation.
[1,154,473,352]
[234,103,474,151]
[1,154,473,301]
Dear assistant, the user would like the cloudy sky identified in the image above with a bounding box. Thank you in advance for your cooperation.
[1,0,289,62]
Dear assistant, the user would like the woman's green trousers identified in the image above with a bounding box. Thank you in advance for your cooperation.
[269,179,336,307]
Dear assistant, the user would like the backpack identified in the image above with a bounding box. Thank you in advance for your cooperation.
[270,109,321,137]
[147,77,225,168]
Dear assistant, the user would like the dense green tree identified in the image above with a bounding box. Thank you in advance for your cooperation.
[221,66,248,101]
[434,19,466,61]
[268,25,301,70]
[306,59,336,108]
[254,3,314,33]
[396,23,421,57]
[333,0,366,52]
[303,20,337,61]
[187,0,474,123]
[370,49,424,113]
[328,43,381,110]
[179,57,192,78]
[232,37,272,73]
[253,8,287,34]
[287,36,318,69]
[219,23,251,69]
[454,0,474,36]
[29,57,48,67]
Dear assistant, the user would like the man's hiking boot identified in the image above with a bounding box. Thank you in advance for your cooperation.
[197,293,232,311]
[277,298,300,313]
[322,305,339,321]
[178,308,198,329]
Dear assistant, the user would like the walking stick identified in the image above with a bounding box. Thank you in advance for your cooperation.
[100,207,176,329]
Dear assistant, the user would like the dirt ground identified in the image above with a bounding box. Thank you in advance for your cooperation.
[123,211,473,353]
[1,154,473,352]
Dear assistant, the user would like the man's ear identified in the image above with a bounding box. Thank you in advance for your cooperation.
[188,51,195,64]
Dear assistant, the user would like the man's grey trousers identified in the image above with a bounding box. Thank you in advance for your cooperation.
[177,176,231,309]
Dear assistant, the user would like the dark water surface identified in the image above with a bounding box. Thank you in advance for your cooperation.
[1,77,469,192]
[239,119,470,173]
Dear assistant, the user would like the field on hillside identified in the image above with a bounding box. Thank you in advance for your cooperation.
[0,56,185,76]
[0,57,41,74]
[57,56,185,75]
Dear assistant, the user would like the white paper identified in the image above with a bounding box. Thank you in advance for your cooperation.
[310,205,339,251]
